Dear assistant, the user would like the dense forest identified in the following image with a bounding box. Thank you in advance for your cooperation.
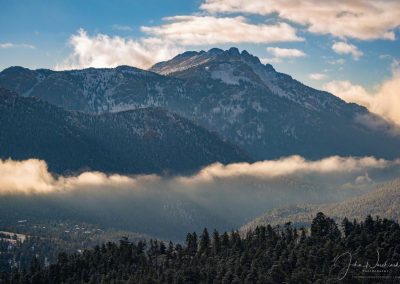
[0,220,149,279]
[2,213,400,283]
[242,179,400,233]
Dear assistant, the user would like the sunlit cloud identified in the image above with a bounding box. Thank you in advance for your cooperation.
[332,42,363,60]
[2,156,399,238]
[177,156,392,185]
[142,16,303,45]
[0,156,395,195]
[324,60,400,126]
[56,29,182,70]
[324,80,371,106]
[58,15,303,70]
[266,47,306,58]
[309,73,327,80]
[0,159,160,195]
[260,57,281,64]
[201,0,400,40]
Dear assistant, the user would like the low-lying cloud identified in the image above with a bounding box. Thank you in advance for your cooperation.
[178,156,392,185]
[0,158,158,195]
[1,156,399,239]
[0,156,396,195]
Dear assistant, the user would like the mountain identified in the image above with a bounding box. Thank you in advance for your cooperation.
[0,88,247,174]
[1,48,400,160]
[241,179,400,232]
[151,48,400,159]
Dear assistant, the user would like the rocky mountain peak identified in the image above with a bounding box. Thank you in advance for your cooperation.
[227,47,240,57]
[149,47,270,76]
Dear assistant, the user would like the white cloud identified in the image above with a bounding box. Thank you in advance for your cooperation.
[58,16,302,70]
[201,0,400,40]
[266,47,306,58]
[0,43,35,49]
[327,58,346,65]
[178,156,392,185]
[354,173,373,185]
[0,156,393,195]
[260,57,281,64]
[142,16,303,45]
[309,73,327,80]
[56,29,182,70]
[323,61,400,126]
[112,24,133,32]
[332,42,363,60]
[0,159,158,195]
[4,156,397,237]
[0,159,54,194]
[323,80,371,106]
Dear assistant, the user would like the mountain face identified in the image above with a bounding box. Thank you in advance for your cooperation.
[0,88,247,174]
[1,48,400,160]
[241,179,400,232]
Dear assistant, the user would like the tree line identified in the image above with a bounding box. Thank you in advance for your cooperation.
[2,213,400,283]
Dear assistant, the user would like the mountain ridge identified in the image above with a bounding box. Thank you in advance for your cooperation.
[0,87,247,174]
[1,48,400,160]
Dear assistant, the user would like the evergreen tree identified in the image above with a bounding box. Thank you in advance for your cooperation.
[2,213,400,283]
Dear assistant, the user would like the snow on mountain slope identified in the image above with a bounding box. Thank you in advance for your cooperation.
[0,87,247,174]
[151,47,343,112]
[1,48,400,160]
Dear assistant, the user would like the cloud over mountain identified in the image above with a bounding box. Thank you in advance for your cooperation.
[309,73,326,80]
[57,15,303,70]
[266,47,306,58]
[2,156,399,238]
[142,16,302,45]
[324,61,400,126]
[201,0,400,40]
[56,29,182,70]
[0,156,396,195]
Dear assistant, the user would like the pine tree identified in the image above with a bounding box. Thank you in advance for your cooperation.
[199,228,210,255]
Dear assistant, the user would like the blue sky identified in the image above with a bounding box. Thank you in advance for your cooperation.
[0,0,399,94]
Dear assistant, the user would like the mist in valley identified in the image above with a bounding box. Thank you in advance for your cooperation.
[1,156,399,240]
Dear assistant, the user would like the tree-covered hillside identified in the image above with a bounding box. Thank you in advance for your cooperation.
[3,213,400,283]
[242,179,400,232]
[0,220,149,278]
[0,88,247,174]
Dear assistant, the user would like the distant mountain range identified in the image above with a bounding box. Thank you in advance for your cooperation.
[241,179,400,233]
[1,47,400,172]
[0,88,246,174]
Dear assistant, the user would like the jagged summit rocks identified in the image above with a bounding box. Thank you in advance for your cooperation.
[150,47,266,76]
